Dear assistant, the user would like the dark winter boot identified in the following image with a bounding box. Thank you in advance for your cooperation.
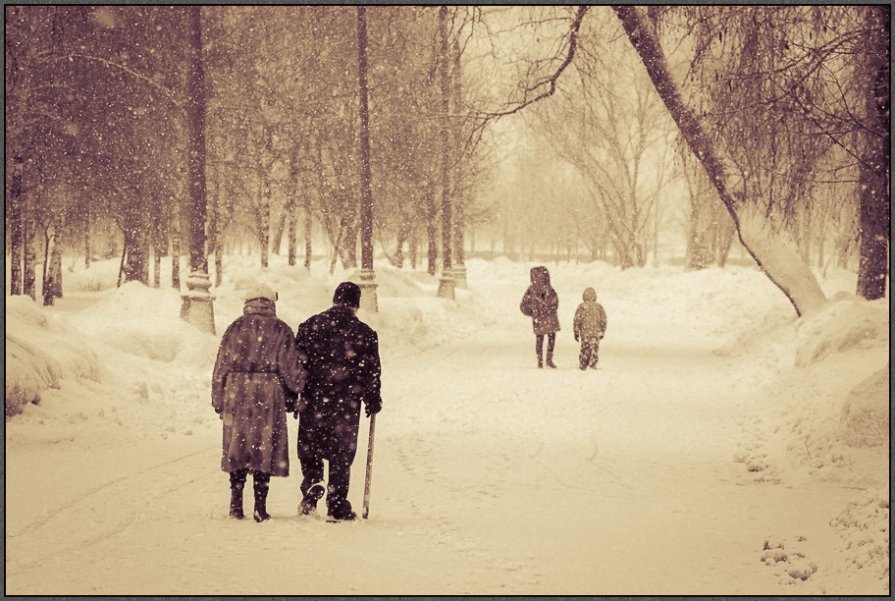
[229,470,247,519]
[299,482,326,516]
[327,499,357,522]
[546,352,557,369]
[537,354,543,368]
[253,473,272,523]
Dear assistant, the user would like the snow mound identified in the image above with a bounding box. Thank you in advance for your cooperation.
[830,491,890,581]
[5,296,102,415]
[840,368,889,448]
[72,281,213,363]
[64,260,120,292]
[351,265,433,299]
[794,296,888,368]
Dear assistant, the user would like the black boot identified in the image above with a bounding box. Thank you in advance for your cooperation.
[253,473,272,523]
[546,352,557,369]
[300,482,326,516]
[229,470,247,519]
[537,354,543,368]
[327,499,357,522]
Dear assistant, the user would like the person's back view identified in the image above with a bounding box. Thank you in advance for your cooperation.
[573,287,607,370]
[295,282,382,521]
[211,284,307,522]
[520,266,561,368]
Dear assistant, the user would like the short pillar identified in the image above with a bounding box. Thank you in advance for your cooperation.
[358,268,379,313]
[451,264,468,289]
[437,272,455,299]
[180,271,216,335]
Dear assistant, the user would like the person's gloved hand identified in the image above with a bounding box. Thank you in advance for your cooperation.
[365,399,382,418]
[574,333,580,342]
[218,412,223,420]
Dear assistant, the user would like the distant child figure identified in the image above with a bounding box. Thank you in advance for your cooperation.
[573,287,607,370]
[520,266,561,368]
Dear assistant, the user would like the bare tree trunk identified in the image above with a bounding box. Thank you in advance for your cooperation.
[614,5,825,316]
[304,206,313,270]
[394,226,407,268]
[426,183,437,275]
[180,5,215,333]
[171,198,182,289]
[438,5,452,275]
[43,223,62,305]
[9,157,24,295]
[52,231,63,298]
[259,176,271,269]
[287,209,297,266]
[152,241,162,288]
[409,228,419,269]
[122,217,149,284]
[23,191,37,300]
[451,38,465,272]
[287,154,299,267]
[715,217,735,268]
[856,5,890,301]
[84,206,91,270]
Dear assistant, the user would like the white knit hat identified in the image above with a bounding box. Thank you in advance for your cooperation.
[244,283,277,303]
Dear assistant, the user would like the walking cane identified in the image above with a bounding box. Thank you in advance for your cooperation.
[362,412,377,519]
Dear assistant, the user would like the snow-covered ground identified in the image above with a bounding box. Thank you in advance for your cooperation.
[5,255,889,594]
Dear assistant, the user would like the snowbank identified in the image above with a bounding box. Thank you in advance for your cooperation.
[840,368,889,448]
[72,281,218,367]
[5,296,102,415]
[731,293,888,475]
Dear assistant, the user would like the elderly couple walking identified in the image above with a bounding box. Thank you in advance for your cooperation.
[211,281,382,523]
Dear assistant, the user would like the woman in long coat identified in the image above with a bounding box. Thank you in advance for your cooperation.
[212,284,307,522]
[520,266,561,368]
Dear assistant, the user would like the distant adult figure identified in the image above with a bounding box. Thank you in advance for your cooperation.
[212,284,307,522]
[520,266,561,368]
[295,282,382,521]
[573,287,608,370]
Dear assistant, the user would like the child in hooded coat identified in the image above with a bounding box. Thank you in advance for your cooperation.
[573,287,607,370]
[520,266,561,368]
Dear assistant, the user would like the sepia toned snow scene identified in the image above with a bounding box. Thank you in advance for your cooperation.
[5,5,890,596]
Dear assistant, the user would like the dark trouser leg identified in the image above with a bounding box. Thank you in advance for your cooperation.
[546,333,557,368]
[590,337,600,368]
[252,471,271,522]
[535,334,544,367]
[579,340,590,370]
[325,424,359,519]
[229,469,248,519]
[298,418,325,497]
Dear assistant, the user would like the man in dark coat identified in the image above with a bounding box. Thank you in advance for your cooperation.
[295,281,382,521]
[212,284,307,522]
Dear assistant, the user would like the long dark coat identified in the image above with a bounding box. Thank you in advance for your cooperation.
[520,266,561,335]
[211,299,307,477]
[295,305,382,456]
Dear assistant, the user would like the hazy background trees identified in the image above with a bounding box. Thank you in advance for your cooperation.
[5,5,887,312]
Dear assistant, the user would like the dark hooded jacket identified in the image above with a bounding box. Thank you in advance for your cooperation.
[211,299,307,477]
[295,305,382,436]
[520,266,561,336]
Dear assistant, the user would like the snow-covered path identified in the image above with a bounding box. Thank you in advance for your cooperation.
[5,260,883,594]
